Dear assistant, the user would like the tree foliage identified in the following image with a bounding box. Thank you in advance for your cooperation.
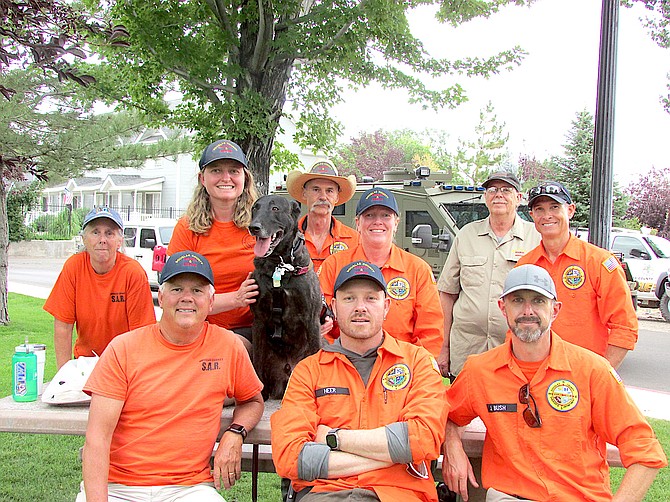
[625,166,670,238]
[623,0,670,112]
[334,130,407,180]
[551,109,628,228]
[78,0,530,192]
[518,154,557,190]
[452,101,509,185]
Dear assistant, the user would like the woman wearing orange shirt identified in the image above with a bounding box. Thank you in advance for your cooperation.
[168,140,259,349]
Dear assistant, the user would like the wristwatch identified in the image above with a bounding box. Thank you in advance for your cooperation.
[225,423,248,440]
[325,428,341,450]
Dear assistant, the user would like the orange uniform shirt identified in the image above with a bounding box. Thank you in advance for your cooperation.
[168,217,256,329]
[517,235,638,355]
[271,333,448,501]
[298,215,359,270]
[448,332,667,501]
[84,322,263,486]
[318,245,443,357]
[43,252,155,358]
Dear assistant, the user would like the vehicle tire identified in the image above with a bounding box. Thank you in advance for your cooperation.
[660,291,670,322]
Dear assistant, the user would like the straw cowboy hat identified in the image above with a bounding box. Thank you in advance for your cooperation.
[286,161,357,205]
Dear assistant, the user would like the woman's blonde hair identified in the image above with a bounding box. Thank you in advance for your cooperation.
[185,167,259,233]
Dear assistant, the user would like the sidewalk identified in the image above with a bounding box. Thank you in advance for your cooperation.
[7,277,670,422]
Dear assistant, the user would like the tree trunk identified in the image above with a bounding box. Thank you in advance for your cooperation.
[0,179,10,325]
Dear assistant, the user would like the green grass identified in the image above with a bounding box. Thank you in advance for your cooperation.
[0,293,668,500]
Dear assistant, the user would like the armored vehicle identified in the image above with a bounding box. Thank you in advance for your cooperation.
[273,166,532,277]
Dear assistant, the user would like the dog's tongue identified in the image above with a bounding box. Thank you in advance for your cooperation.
[254,237,272,257]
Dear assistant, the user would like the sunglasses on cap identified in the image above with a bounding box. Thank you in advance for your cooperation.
[528,184,570,200]
[519,384,542,428]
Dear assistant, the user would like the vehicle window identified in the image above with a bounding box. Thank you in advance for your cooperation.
[124,228,137,248]
[332,204,345,216]
[406,210,438,237]
[139,229,157,249]
[612,236,645,259]
[159,226,174,245]
[645,235,670,258]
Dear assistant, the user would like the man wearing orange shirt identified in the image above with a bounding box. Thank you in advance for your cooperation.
[286,161,359,270]
[78,251,264,502]
[443,264,666,502]
[516,181,637,368]
[272,260,447,501]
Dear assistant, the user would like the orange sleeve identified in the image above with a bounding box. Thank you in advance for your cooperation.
[270,358,320,480]
[595,257,638,350]
[43,255,78,323]
[402,347,448,461]
[167,217,194,255]
[411,261,444,357]
[124,261,156,329]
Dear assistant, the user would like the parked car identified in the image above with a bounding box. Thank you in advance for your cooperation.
[122,218,177,290]
[610,230,670,322]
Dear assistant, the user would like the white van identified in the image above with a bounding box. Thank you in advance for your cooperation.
[123,218,177,289]
[610,230,670,321]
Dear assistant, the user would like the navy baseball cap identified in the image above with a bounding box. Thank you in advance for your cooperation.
[199,139,248,170]
[333,261,387,295]
[501,264,557,300]
[160,251,214,286]
[82,207,123,230]
[528,181,572,209]
[355,187,399,216]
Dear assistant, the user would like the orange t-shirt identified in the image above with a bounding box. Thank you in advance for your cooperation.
[43,252,155,358]
[84,322,264,486]
[298,215,359,270]
[318,244,444,357]
[517,235,638,355]
[168,217,256,329]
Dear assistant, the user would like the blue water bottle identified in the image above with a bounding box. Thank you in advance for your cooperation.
[12,338,38,402]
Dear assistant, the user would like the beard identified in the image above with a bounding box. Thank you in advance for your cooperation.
[511,316,546,343]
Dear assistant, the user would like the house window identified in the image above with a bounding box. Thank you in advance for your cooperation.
[145,193,160,216]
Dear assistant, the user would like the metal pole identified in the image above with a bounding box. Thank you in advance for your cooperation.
[590,0,619,249]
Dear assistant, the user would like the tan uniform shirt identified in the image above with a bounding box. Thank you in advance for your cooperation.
[437,216,540,374]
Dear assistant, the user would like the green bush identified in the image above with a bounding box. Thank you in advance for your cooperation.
[7,183,41,242]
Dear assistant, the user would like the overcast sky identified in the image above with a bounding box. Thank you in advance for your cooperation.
[330,0,670,187]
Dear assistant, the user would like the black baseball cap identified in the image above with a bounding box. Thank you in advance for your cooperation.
[355,187,399,216]
[334,261,387,295]
[528,181,573,209]
[199,140,248,170]
[482,171,521,191]
[160,251,214,286]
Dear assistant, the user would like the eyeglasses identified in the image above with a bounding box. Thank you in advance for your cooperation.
[528,184,568,199]
[519,384,542,428]
[485,186,516,195]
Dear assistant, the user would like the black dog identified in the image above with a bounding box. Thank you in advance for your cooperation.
[248,195,322,400]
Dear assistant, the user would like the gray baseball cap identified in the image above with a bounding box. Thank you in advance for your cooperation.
[501,264,557,300]
[482,170,521,191]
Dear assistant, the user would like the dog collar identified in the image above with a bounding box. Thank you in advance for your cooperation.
[272,262,312,287]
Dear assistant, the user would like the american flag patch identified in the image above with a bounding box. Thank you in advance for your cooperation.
[602,256,619,273]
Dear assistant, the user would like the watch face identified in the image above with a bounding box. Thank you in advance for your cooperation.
[326,431,338,450]
[227,424,247,439]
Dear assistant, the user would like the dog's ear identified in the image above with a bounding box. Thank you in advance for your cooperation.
[291,200,301,221]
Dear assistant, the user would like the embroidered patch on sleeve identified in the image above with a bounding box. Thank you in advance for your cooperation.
[602,256,619,273]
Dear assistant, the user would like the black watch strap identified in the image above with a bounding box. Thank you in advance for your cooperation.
[225,423,247,440]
